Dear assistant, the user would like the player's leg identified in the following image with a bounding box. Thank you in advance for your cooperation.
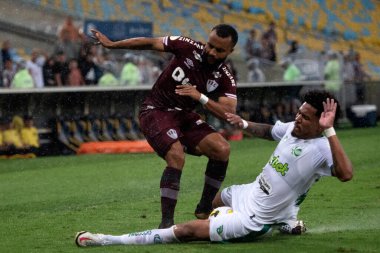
[209,186,273,243]
[75,220,210,247]
[173,219,210,242]
[159,141,185,228]
[209,209,271,242]
[194,132,230,218]
[139,109,185,228]
[278,220,307,235]
[278,206,307,235]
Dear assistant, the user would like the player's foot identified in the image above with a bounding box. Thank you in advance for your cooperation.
[194,204,212,219]
[75,231,108,247]
[279,220,307,235]
[158,218,174,229]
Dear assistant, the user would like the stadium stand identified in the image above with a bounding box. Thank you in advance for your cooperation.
[1,0,379,156]
[6,0,378,78]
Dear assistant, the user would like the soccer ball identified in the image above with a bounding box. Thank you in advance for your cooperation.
[208,206,233,220]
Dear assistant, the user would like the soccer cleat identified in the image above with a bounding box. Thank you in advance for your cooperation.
[279,220,307,235]
[75,231,108,247]
[194,204,212,220]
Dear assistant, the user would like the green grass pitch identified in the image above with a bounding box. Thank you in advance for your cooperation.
[1,126,380,253]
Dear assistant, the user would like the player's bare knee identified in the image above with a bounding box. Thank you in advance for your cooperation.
[165,146,185,168]
[213,141,230,160]
[174,223,197,241]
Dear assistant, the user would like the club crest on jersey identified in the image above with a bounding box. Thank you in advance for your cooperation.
[207,79,219,92]
[167,129,178,139]
[291,146,302,157]
[212,71,222,79]
[184,58,194,69]
[193,50,202,62]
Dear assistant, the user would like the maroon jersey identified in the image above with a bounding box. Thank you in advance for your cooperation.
[142,36,237,111]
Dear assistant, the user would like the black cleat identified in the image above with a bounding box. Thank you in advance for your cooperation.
[194,204,212,219]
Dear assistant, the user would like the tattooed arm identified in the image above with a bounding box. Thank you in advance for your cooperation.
[225,112,274,140]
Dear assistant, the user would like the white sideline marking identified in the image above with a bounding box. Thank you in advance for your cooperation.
[309,222,379,234]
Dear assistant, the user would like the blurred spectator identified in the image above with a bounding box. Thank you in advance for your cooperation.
[0,126,3,150]
[287,40,299,55]
[12,115,24,133]
[58,16,82,43]
[260,36,276,63]
[342,54,354,83]
[120,53,141,86]
[102,52,118,76]
[0,47,3,70]
[137,55,160,85]
[258,104,274,124]
[244,29,262,60]
[281,58,301,81]
[2,59,16,88]
[11,60,34,88]
[52,51,69,86]
[324,51,342,100]
[78,42,103,85]
[280,58,303,101]
[55,29,81,60]
[26,49,46,88]
[341,53,357,105]
[261,21,277,62]
[247,58,265,82]
[0,50,2,87]
[1,40,20,66]
[283,29,301,60]
[272,102,286,122]
[352,53,371,104]
[98,62,119,86]
[2,116,24,149]
[282,98,300,122]
[0,117,7,155]
[20,115,40,149]
[43,57,57,86]
[67,59,85,86]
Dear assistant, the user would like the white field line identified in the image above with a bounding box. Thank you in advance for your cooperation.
[308,221,380,234]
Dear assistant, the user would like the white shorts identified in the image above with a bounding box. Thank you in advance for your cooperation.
[209,184,272,242]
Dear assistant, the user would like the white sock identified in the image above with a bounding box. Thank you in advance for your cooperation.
[102,225,179,245]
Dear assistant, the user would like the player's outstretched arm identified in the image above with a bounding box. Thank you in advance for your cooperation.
[91,29,165,51]
[175,85,237,118]
[320,98,353,181]
[225,112,274,140]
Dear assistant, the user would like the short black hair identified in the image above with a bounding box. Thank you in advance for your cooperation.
[212,24,238,47]
[303,90,341,119]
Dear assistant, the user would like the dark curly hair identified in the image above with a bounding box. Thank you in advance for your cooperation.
[302,90,341,120]
[212,24,238,47]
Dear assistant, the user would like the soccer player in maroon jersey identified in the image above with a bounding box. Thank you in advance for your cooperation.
[91,24,238,228]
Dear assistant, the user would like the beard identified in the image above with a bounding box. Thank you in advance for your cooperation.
[201,51,226,68]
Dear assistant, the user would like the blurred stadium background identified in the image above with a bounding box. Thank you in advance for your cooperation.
[0,0,379,157]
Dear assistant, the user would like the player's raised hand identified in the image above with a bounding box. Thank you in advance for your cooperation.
[90,29,114,48]
[319,98,337,129]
